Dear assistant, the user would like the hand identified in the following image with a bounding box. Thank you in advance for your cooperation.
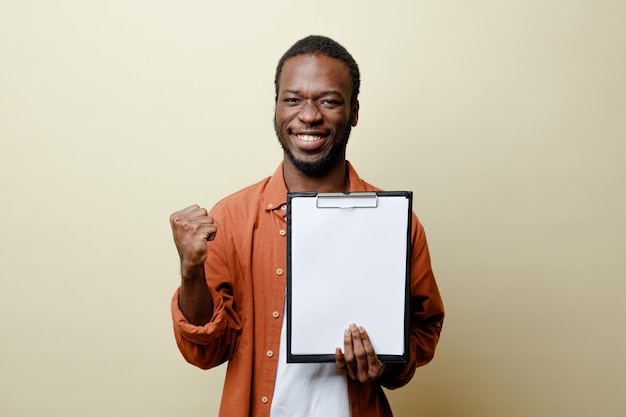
[170,204,217,270]
[335,323,385,383]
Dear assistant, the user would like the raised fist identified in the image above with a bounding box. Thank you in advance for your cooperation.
[170,204,217,269]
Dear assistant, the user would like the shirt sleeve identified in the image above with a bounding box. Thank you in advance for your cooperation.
[171,218,243,370]
[380,213,445,389]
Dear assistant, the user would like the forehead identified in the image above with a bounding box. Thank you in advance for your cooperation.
[278,54,352,96]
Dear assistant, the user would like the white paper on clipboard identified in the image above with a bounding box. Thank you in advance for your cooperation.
[286,191,412,363]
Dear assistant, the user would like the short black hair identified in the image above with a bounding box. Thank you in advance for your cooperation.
[274,35,360,106]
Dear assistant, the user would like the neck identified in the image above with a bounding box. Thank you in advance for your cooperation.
[283,159,349,193]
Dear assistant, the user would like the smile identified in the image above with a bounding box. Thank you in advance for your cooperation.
[297,134,323,143]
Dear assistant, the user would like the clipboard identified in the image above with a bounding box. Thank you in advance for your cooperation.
[286,191,412,363]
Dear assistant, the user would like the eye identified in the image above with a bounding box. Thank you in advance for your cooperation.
[320,99,342,107]
[283,97,301,104]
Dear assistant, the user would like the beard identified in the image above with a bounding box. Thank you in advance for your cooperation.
[276,124,352,177]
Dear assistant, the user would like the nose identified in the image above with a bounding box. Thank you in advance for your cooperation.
[298,101,322,125]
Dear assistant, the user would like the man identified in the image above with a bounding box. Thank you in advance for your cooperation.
[170,35,444,417]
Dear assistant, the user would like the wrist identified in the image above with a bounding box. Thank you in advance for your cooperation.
[180,261,205,281]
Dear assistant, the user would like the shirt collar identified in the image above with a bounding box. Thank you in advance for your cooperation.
[346,160,368,192]
[263,162,289,212]
[262,160,367,212]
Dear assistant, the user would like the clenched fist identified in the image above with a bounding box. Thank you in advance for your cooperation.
[170,204,217,270]
[170,204,216,325]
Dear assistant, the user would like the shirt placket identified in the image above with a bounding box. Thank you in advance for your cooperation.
[257,202,288,413]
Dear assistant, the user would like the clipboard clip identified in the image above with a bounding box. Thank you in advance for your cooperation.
[315,192,378,209]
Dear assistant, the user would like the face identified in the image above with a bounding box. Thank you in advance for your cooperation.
[274,54,359,177]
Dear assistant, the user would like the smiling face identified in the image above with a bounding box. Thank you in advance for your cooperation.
[274,53,359,177]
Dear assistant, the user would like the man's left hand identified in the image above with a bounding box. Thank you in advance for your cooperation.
[335,323,385,383]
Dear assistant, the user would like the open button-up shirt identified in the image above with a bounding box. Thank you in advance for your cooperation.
[171,162,445,417]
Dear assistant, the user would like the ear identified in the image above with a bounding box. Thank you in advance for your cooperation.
[350,99,360,127]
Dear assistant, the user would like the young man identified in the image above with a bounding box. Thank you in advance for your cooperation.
[170,35,444,417]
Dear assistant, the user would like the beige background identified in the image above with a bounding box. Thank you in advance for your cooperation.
[1,1,625,416]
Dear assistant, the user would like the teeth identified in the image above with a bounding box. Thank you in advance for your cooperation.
[298,134,321,142]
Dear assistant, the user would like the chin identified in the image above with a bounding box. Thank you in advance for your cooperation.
[287,150,343,177]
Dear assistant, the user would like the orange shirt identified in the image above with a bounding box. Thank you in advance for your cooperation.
[171,162,445,417]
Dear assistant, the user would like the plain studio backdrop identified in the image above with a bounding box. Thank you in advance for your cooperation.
[1,1,624,416]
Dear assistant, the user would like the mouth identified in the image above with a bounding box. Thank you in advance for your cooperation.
[297,134,324,143]
[289,130,329,153]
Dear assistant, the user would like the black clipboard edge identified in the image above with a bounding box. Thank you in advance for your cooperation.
[286,191,413,364]
[287,353,408,364]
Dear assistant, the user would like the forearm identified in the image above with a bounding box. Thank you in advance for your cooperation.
[179,262,214,326]
[378,321,442,389]
[171,285,238,370]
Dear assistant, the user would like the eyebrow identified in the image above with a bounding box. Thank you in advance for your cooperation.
[282,89,344,97]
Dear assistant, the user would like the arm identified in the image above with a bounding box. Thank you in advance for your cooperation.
[170,205,242,370]
[170,204,216,325]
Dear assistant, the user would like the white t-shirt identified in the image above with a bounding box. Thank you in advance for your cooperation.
[269,306,350,417]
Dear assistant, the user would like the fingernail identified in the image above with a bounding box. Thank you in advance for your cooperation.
[350,323,357,331]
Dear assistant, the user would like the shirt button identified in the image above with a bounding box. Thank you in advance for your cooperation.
[279,229,286,236]
[276,268,283,276]
[267,203,274,209]
[266,350,274,358]
[281,205,287,210]
[272,311,280,318]
[261,396,269,404]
